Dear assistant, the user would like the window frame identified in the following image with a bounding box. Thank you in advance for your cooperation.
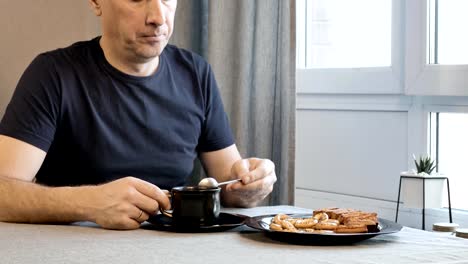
[425,103,468,210]
[296,0,404,94]
[407,96,468,169]
[405,0,468,96]
[427,106,468,172]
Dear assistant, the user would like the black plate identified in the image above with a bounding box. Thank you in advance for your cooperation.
[245,214,402,245]
[147,213,246,233]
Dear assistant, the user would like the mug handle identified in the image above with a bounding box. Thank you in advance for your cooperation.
[160,189,173,217]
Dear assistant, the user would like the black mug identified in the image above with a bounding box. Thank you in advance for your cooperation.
[161,186,221,226]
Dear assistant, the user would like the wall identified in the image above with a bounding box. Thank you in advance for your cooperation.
[0,1,100,118]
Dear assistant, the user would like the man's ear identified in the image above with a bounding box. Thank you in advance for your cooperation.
[88,0,103,16]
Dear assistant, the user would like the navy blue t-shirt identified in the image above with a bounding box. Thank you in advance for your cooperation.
[0,37,234,189]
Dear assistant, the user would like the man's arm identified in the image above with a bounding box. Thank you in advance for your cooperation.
[0,135,170,229]
[200,144,277,208]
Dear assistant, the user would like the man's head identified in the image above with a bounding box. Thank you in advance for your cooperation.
[89,0,177,63]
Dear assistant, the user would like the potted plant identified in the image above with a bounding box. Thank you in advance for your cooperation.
[413,154,437,176]
[400,154,445,208]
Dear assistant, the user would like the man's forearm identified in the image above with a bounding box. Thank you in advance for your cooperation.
[0,176,94,224]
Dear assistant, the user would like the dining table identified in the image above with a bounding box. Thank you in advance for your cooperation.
[1,205,468,264]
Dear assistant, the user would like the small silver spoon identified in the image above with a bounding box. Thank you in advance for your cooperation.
[198,177,242,188]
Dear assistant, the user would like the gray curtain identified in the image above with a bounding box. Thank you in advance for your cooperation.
[171,0,296,205]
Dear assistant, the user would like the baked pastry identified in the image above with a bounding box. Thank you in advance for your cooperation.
[269,208,379,234]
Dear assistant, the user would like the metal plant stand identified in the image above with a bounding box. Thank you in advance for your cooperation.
[395,175,452,230]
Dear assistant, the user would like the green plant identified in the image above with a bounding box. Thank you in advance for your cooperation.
[413,154,437,174]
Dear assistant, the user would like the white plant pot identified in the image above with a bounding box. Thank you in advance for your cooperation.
[400,172,446,209]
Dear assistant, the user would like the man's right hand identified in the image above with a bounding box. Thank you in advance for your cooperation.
[84,177,171,230]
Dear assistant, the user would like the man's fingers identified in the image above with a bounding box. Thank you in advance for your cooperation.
[118,218,142,230]
[223,158,277,207]
[225,179,273,206]
[128,177,158,199]
[131,207,150,223]
[227,158,275,190]
[153,188,171,210]
[231,159,250,180]
[131,191,161,215]
[243,158,275,183]
[137,210,149,223]
[228,173,276,192]
[129,177,171,210]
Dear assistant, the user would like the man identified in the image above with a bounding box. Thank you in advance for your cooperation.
[0,0,276,230]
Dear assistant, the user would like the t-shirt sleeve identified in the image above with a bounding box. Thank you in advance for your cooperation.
[0,54,60,152]
[197,64,235,152]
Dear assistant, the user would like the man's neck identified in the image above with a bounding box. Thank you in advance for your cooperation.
[99,37,160,77]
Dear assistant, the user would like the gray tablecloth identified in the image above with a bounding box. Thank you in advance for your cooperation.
[1,206,468,264]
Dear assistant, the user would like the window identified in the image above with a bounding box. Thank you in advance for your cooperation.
[405,0,468,95]
[429,112,468,210]
[296,0,391,69]
[295,0,468,211]
[296,0,402,94]
[428,0,468,65]
[417,0,468,210]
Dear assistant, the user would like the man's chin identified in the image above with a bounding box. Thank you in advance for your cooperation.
[139,45,166,58]
[134,49,163,61]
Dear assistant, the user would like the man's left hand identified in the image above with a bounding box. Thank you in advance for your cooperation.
[223,158,277,207]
